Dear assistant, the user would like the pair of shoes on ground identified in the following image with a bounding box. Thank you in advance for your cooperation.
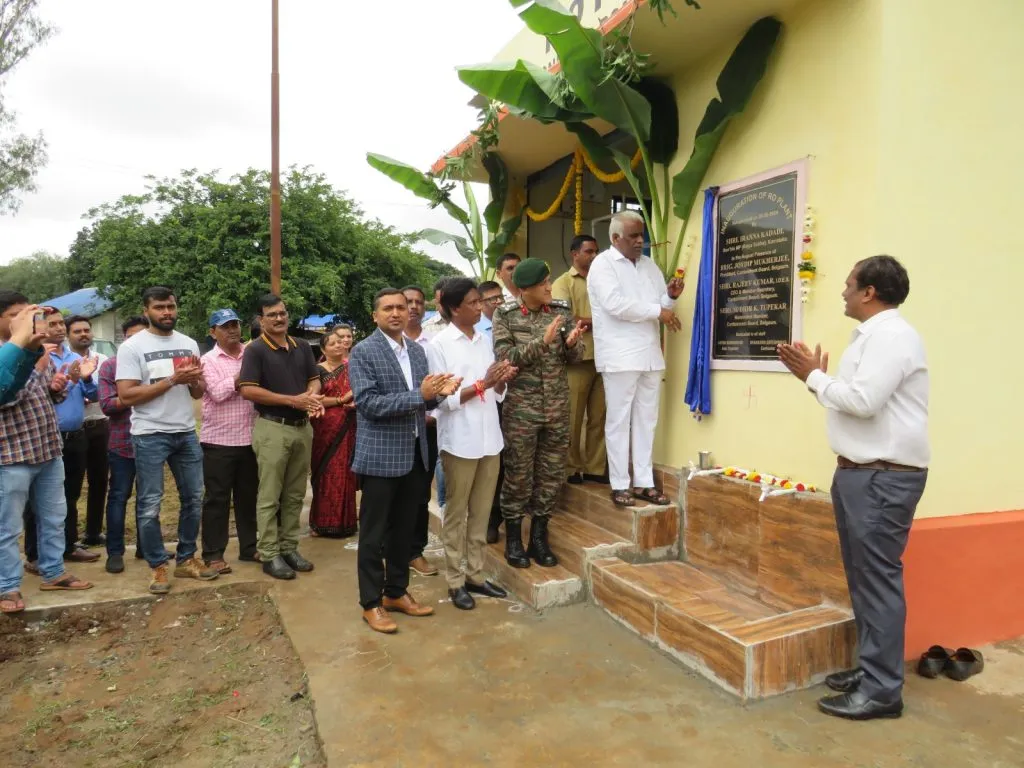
[448,580,508,610]
[917,645,984,681]
[262,552,314,581]
[363,592,434,633]
[149,558,221,594]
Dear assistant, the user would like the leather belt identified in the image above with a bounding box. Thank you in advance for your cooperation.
[61,428,85,440]
[83,419,108,429]
[837,456,924,472]
[259,413,308,428]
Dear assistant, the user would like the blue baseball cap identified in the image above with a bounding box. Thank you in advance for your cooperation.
[209,309,240,327]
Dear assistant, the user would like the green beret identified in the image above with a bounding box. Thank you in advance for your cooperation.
[512,258,550,289]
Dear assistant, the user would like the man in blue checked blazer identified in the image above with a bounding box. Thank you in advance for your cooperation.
[348,288,461,634]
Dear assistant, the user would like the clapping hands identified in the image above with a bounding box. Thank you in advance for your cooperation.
[420,373,462,401]
[483,360,518,389]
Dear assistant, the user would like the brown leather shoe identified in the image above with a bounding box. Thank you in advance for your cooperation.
[409,556,438,576]
[382,592,434,617]
[65,546,101,563]
[362,606,398,634]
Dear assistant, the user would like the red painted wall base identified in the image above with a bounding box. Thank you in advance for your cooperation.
[904,509,1024,658]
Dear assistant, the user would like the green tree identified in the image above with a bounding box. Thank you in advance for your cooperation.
[0,250,70,301]
[76,167,460,339]
[0,0,56,214]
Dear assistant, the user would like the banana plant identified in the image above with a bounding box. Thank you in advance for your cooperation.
[457,0,780,279]
[366,151,523,278]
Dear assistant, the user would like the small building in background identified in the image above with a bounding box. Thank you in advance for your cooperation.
[43,287,119,353]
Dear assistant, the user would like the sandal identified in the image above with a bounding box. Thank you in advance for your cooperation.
[611,490,636,508]
[633,487,670,505]
[40,573,93,591]
[0,591,25,614]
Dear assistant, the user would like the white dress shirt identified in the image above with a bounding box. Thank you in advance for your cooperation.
[806,309,929,468]
[425,324,505,459]
[587,247,676,373]
[385,333,414,390]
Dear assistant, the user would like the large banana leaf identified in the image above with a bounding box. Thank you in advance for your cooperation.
[482,152,509,236]
[457,60,592,123]
[511,0,651,142]
[485,209,525,262]
[417,228,479,263]
[366,153,469,226]
[464,182,484,254]
[671,17,782,221]
[633,77,678,165]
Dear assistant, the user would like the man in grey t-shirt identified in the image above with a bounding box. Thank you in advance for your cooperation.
[116,286,219,594]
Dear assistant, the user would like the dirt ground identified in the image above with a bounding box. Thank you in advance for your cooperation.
[81,466,189,544]
[0,582,323,768]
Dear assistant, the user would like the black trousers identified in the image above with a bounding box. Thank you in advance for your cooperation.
[201,443,259,562]
[357,447,428,609]
[83,419,109,540]
[410,421,438,561]
[25,429,87,560]
[488,402,505,531]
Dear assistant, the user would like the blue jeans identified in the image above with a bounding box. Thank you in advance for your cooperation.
[105,451,136,557]
[133,432,204,568]
[0,458,67,592]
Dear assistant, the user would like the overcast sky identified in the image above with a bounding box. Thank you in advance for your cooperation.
[0,0,525,272]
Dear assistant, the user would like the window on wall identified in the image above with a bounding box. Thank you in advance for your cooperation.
[610,196,652,258]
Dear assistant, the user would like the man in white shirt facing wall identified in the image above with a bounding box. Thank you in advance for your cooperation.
[587,211,684,508]
[779,254,929,722]
[426,277,517,611]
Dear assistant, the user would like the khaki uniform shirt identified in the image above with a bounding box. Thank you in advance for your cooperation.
[551,267,594,362]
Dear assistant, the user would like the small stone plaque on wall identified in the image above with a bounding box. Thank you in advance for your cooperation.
[711,159,808,372]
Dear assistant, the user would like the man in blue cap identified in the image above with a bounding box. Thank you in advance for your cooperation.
[200,310,258,574]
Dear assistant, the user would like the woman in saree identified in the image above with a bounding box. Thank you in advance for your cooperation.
[309,324,358,537]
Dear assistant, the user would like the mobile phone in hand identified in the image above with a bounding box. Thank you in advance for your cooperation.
[33,312,45,335]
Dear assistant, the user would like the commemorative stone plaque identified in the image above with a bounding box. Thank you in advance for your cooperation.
[712,171,798,363]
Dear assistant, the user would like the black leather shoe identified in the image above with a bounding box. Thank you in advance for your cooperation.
[567,473,583,485]
[917,645,953,678]
[281,551,314,572]
[486,526,500,544]
[817,691,902,721]
[583,473,610,484]
[945,648,984,681]
[105,554,124,574]
[504,519,530,568]
[825,667,864,692]
[526,515,558,568]
[262,555,296,580]
[466,580,507,599]
[237,552,260,563]
[449,587,475,610]
[82,534,107,547]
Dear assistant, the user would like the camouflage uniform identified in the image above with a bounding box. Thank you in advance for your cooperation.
[492,298,584,522]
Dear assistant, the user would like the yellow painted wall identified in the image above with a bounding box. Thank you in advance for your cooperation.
[657,0,1023,518]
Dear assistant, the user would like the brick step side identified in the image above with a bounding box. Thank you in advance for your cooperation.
[591,558,855,699]
[428,506,583,610]
[557,483,679,557]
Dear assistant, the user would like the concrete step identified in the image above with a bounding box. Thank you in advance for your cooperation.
[590,558,855,700]
[428,505,584,611]
[556,482,679,559]
[540,513,632,581]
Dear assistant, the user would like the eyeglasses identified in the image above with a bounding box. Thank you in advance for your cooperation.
[483,296,504,305]
[263,311,288,319]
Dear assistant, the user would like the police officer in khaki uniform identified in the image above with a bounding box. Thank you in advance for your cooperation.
[492,259,586,568]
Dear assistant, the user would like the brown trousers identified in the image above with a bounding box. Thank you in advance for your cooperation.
[440,451,501,589]
[566,360,607,476]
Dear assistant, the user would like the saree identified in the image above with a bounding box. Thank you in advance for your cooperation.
[309,361,358,537]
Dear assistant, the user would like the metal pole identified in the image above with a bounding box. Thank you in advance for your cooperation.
[270,0,282,295]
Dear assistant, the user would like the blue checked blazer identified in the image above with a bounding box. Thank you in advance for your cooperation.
[348,329,437,477]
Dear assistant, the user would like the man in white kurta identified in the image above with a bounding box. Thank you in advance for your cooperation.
[587,211,684,507]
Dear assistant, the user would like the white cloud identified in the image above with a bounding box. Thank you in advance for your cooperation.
[0,0,524,274]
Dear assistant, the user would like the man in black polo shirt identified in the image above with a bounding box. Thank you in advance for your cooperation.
[239,294,323,580]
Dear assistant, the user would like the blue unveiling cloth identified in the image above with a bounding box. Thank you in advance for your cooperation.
[49,343,97,432]
[0,342,43,406]
[684,186,718,418]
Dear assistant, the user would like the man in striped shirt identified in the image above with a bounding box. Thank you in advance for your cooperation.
[200,309,258,574]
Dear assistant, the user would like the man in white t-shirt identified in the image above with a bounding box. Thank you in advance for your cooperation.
[116,286,219,594]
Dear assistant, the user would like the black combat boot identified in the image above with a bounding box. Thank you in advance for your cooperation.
[486,504,503,545]
[526,515,558,567]
[504,518,531,568]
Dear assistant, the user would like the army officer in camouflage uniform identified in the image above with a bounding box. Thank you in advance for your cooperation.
[492,258,586,568]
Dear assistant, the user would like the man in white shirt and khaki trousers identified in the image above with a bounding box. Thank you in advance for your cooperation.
[780,254,929,722]
[426,278,516,610]
[588,211,684,508]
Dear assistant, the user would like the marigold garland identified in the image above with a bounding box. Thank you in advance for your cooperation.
[722,466,817,493]
[580,146,642,184]
[524,149,580,223]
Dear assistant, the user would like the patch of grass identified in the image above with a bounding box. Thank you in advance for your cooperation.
[211,729,234,747]
[23,701,67,736]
